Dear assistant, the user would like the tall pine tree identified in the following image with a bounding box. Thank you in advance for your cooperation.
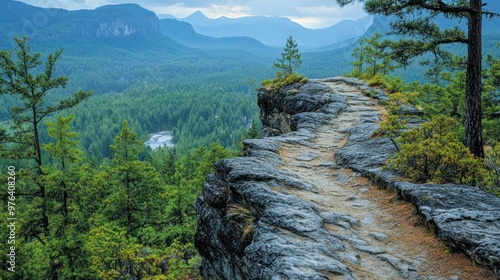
[336,0,499,158]
[0,36,92,243]
[273,36,302,77]
[102,120,166,236]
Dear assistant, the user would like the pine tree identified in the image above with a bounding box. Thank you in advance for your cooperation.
[245,120,261,139]
[103,120,166,236]
[336,0,499,158]
[0,36,92,240]
[41,114,92,279]
[274,36,302,77]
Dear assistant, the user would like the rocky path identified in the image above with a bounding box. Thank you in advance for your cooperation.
[277,81,494,280]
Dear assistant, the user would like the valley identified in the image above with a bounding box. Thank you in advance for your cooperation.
[1,0,500,279]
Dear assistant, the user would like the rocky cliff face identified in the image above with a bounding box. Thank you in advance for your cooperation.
[195,77,500,279]
[0,1,162,39]
[195,81,348,279]
[257,82,345,137]
[74,5,162,38]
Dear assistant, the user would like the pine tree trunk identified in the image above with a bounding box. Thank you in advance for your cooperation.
[465,0,484,158]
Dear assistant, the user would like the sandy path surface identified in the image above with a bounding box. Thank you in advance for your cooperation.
[277,81,494,279]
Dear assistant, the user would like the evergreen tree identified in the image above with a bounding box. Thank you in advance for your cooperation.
[351,32,399,78]
[336,0,499,158]
[245,120,261,139]
[41,114,92,279]
[103,120,166,236]
[274,36,302,77]
[0,36,92,242]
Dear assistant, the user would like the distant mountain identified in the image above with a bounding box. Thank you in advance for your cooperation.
[0,0,200,64]
[178,11,373,48]
[160,18,274,52]
[0,0,163,44]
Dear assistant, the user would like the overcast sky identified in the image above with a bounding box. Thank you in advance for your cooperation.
[17,0,368,29]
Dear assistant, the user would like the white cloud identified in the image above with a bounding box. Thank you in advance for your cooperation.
[17,0,368,28]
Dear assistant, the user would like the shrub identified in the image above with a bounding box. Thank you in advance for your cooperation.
[382,75,405,94]
[483,143,500,195]
[261,73,308,95]
[387,116,485,185]
[367,74,385,87]
[375,91,419,150]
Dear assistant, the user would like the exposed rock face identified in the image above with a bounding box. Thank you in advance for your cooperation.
[196,82,350,279]
[76,5,162,38]
[257,82,345,137]
[0,2,162,39]
[195,77,500,279]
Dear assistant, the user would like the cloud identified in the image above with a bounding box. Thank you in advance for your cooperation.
[17,0,367,28]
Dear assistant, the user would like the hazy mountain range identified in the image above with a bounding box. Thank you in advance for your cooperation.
[0,0,373,52]
[1,0,500,84]
[162,11,373,48]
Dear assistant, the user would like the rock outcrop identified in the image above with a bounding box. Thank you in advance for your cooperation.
[195,77,500,279]
[257,82,345,137]
[196,82,350,279]
[75,5,162,38]
[0,1,162,39]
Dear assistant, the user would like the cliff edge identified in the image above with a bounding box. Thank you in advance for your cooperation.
[195,78,500,279]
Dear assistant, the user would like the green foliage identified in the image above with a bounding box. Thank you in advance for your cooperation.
[483,143,500,196]
[161,143,229,244]
[245,119,262,139]
[367,74,385,87]
[350,32,399,79]
[273,36,302,77]
[101,121,167,236]
[43,114,82,165]
[0,77,231,279]
[387,116,485,185]
[367,74,405,95]
[260,36,307,95]
[338,0,495,158]
[0,36,92,168]
[381,75,405,94]
[261,73,308,94]
[483,54,500,145]
[0,37,93,279]
[376,91,419,150]
[86,225,202,280]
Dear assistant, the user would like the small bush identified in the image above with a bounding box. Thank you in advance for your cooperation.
[261,73,308,95]
[382,75,405,94]
[483,143,500,195]
[387,116,485,185]
[375,91,419,150]
[367,74,385,87]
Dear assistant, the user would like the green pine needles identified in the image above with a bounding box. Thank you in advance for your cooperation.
[274,36,302,77]
[262,36,307,92]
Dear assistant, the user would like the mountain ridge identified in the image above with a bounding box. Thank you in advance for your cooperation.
[174,10,373,48]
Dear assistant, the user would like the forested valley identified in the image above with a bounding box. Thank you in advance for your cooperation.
[0,3,273,277]
[1,0,500,279]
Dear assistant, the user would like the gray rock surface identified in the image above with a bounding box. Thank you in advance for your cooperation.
[195,77,500,279]
[196,81,354,279]
[257,81,347,137]
[335,77,500,275]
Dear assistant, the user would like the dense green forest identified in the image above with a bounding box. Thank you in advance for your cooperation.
[0,36,261,279]
[0,31,268,277]
[1,0,500,278]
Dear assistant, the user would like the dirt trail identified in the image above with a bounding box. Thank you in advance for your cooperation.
[278,81,494,280]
